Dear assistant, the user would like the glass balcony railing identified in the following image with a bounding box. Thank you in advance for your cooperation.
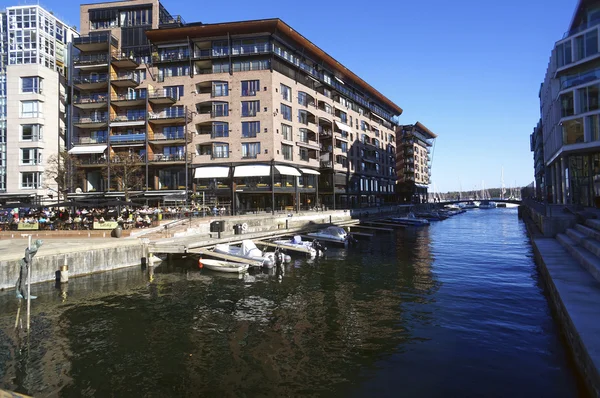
[561,67,600,90]
[110,133,146,143]
[73,74,109,85]
[564,18,600,38]
[72,136,107,144]
[149,153,187,162]
[73,116,109,124]
[231,44,270,55]
[111,72,140,84]
[73,33,118,48]
[149,109,188,120]
[73,54,109,65]
[73,94,108,105]
[152,51,190,63]
[111,114,146,123]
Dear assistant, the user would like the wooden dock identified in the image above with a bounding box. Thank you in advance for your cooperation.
[187,248,263,267]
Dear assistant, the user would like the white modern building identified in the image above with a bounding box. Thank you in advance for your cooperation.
[539,0,600,207]
[0,5,77,205]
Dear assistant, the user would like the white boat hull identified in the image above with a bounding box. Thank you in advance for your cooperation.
[272,240,320,258]
[200,258,249,273]
[213,240,275,267]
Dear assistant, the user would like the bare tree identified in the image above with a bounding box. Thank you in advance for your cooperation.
[103,151,144,201]
[43,149,83,201]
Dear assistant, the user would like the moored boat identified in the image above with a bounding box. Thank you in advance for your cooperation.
[478,200,497,209]
[199,258,249,273]
[306,226,355,246]
[272,235,325,258]
[388,213,429,226]
[214,240,275,267]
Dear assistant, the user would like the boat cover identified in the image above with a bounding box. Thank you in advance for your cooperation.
[292,235,302,244]
[240,240,263,258]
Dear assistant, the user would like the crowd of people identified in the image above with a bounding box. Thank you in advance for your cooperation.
[0,204,223,231]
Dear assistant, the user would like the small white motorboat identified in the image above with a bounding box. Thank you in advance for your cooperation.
[198,258,249,273]
[306,226,355,246]
[272,235,325,258]
[214,240,275,267]
[388,213,429,226]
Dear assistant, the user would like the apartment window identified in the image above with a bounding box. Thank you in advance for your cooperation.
[21,124,42,141]
[336,139,348,153]
[587,29,599,58]
[298,110,309,125]
[281,104,292,121]
[579,84,600,113]
[557,41,572,68]
[299,148,309,162]
[212,122,229,138]
[213,143,229,158]
[212,81,228,97]
[91,130,107,143]
[21,101,42,118]
[164,85,184,99]
[338,110,347,124]
[282,144,293,161]
[242,142,261,159]
[21,77,42,94]
[241,80,259,96]
[299,128,308,143]
[298,91,309,106]
[212,102,229,117]
[560,92,575,117]
[336,155,348,168]
[21,172,41,189]
[212,62,230,74]
[163,126,184,139]
[21,148,41,165]
[588,115,600,141]
[158,65,190,81]
[242,121,260,138]
[281,84,292,101]
[281,124,292,141]
[241,101,260,117]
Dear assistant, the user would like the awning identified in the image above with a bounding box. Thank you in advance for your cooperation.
[415,184,429,188]
[234,164,271,177]
[335,121,352,133]
[275,165,301,176]
[300,168,320,175]
[194,166,230,179]
[68,145,107,154]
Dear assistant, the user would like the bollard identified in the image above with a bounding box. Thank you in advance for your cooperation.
[329,215,332,224]
[60,264,69,283]
[286,219,289,229]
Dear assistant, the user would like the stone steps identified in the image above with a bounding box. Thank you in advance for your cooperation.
[558,216,600,285]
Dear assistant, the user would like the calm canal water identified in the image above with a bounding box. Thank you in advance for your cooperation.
[0,208,586,397]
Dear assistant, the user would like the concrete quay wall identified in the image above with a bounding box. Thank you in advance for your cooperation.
[0,241,143,291]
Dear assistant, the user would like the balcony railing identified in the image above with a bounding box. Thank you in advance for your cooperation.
[151,132,190,141]
[72,136,107,144]
[149,153,188,162]
[111,72,140,84]
[148,89,178,101]
[73,54,109,65]
[73,95,108,105]
[73,74,109,85]
[73,33,118,48]
[111,114,146,123]
[152,52,190,64]
[110,133,146,143]
[73,116,109,124]
[148,109,188,120]
[320,161,333,168]
[79,157,107,165]
[159,14,186,26]
[192,49,211,59]
[111,93,146,102]
[231,44,270,55]
[563,19,600,39]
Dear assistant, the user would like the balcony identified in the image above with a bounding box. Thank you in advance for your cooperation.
[110,114,146,127]
[111,53,139,69]
[73,74,109,90]
[110,133,146,145]
[152,51,190,64]
[192,48,212,59]
[148,109,191,124]
[148,89,178,105]
[72,136,107,145]
[320,160,333,169]
[159,14,186,27]
[73,33,118,52]
[149,132,191,144]
[73,94,108,110]
[73,54,109,69]
[79,157,107,166]
[148,153,188,163]
[73,116,109,128]
[111,93,146,107]
[111,72,140,88]
[296,140,320,151]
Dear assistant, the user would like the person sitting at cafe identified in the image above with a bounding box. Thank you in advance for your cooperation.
[143,214,151,227]
[136,214,144,228]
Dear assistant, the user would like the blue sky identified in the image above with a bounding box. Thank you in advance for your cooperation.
[40,0,577,192]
